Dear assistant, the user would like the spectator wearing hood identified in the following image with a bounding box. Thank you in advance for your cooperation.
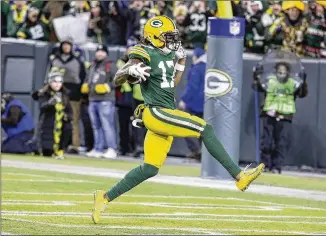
[81,45,117,159]
[261,1,284,50]
[304,0,326,58]
[266,1,309,56]
[1,93,36,154]
[6,0,29,37]
[32,71,72,159]
[50,38,86,154]
[16,7,50,41]
[179,47,206,161]
[244,1,266,54]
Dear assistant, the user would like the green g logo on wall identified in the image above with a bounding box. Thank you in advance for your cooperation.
[150,20,163,28]
[205,69,233,97]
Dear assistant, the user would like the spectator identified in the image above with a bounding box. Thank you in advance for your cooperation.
[42,0,70,42]
[253,60,308,173]
[1,93,37,154]
[32,71,72,159]
[266,1,309,56]
[179,47,206,161]
[87,1,109,45]
[304,0,326,58]
[173,4,191,49]
[261,0,283,49]
[74,45,94,152]
[244,1,265,54]
[69,0,90,15]
[115,46,134,156]
[127,0,143,41]
[81,45,117,159]
[6,0,29,38]
[50,38,86,154]
[16,7,50,41]
[1,0,10,37]
[103,1,128,45]
[183,1,212,49]
[155,1,173,18]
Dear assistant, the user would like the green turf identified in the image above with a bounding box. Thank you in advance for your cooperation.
[2,154,326,191]
[2,166,326,235]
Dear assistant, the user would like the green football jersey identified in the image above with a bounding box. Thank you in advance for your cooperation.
[129,44,176,109]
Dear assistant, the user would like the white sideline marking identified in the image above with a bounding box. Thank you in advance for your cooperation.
[3,218,222,235]
[3,218,320,235]
[3,210,326,220]
[3,172,55,178]
[1,233,14,235]
[3,160,326,201]
[3,191,324,211]
[2,178,94,183]
[3,211,326,225]
[1,200,281,211]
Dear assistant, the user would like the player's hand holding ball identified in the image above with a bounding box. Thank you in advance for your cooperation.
[128,62,151,84]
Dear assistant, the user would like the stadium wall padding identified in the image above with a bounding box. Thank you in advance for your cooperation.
[1,39,325,168]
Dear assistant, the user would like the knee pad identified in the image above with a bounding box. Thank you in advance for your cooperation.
[142,163,159,178]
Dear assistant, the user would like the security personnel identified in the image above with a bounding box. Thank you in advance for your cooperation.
[253,62,308,173]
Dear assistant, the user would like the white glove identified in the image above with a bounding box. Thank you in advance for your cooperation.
[175,45,187,59]
[128,62,151,82]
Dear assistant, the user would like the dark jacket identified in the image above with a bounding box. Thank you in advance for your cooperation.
[181,53,206,114]
[33,85,72,151]
[86,58,115,102]
[50,47,86,101]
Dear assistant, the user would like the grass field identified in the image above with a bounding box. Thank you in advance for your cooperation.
[2,154,326,235]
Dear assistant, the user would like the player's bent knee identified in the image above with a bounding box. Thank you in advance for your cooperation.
[201,124,214,139]
[142,163,159,178]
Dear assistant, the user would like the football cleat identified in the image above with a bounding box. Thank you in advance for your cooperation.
[92,190,109,224]
[236,163,265,191]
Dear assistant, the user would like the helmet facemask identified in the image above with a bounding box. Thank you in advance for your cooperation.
[157,31,181,52]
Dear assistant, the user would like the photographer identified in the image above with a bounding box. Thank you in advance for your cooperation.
[32,71,72,159]
[253,60,308,173]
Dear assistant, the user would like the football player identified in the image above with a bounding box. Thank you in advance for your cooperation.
[92,15,265,224]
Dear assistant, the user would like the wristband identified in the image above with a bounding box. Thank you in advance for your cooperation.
[175,63,185,72]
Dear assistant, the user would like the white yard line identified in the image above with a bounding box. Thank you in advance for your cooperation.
[2,178,94,183]
[3,210,326,220]
[0,200,282,211]
[3,199,326,211]
[3,191,325,211]
[3,218,222,235]
[2,211,326,225]
[3,160,326,201]
[3,217,321,235]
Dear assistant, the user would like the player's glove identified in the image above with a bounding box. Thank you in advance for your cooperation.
[128,62,151,83]
[175,45,187,59]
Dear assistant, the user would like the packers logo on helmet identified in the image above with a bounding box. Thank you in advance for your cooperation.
[150,19,163,28]
[144,16,180,52]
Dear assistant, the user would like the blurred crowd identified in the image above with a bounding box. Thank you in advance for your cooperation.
[2,0,326,57]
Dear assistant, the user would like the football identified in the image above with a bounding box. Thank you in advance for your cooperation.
[128,63,150,84]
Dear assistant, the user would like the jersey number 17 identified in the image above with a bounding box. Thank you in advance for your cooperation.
[158,60,175,88]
